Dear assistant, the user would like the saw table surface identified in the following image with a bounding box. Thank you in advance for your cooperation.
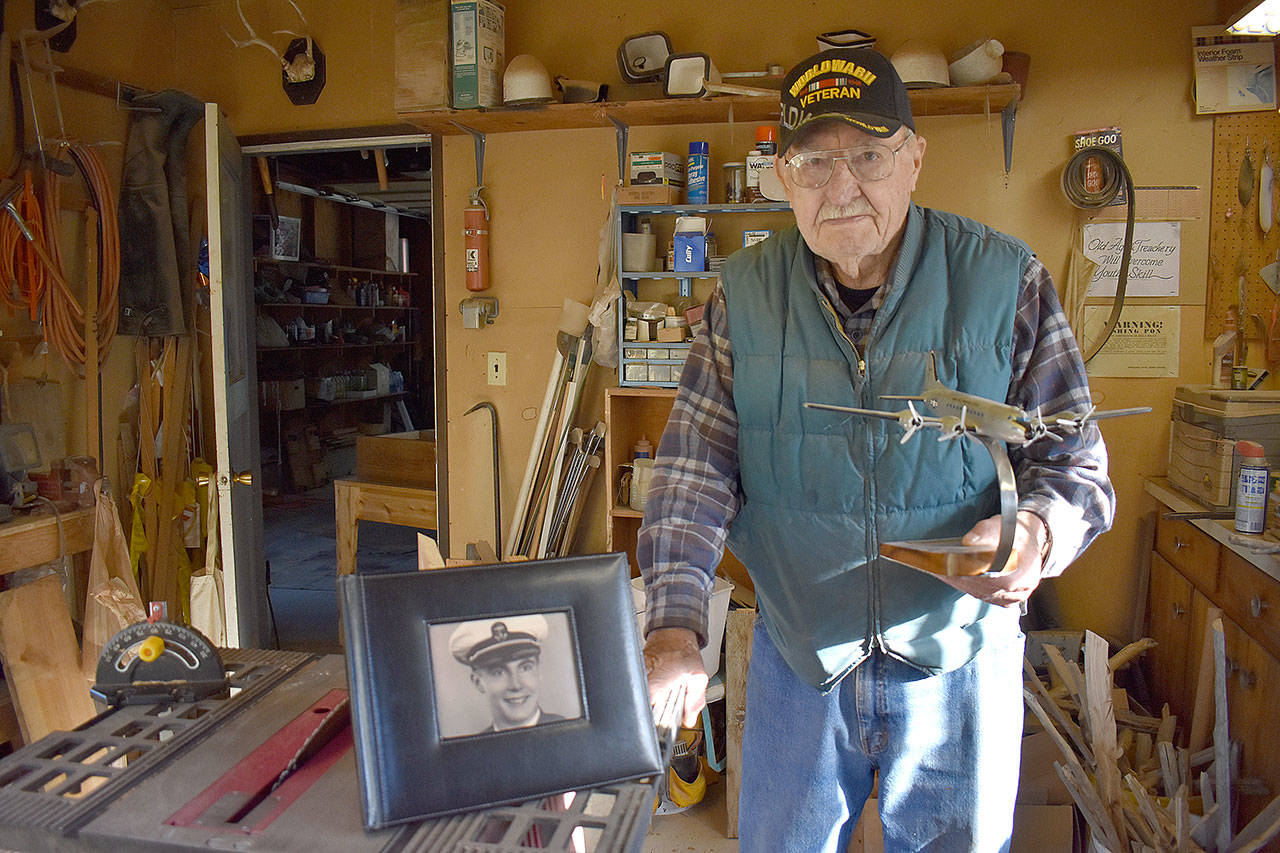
[0,649,654,852]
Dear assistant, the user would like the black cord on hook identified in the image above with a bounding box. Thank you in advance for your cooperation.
[1060,146,1135,363]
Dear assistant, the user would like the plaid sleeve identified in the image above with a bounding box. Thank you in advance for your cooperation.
[1008,257,1116,577]
[636,282,740,646]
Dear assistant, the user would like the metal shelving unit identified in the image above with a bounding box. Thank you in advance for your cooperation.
[615,203,792,387]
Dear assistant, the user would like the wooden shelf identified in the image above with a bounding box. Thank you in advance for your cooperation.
[400,85,1020,136]
[254,258,416,276]
[257,342,413,353]
[257,302,419,312]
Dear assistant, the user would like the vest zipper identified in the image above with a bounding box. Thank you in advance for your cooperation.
[816,292,881,652]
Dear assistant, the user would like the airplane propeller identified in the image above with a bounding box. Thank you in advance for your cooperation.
[1055,405,1096,431]
[898,401,926,445]
[1028,406,1063,443]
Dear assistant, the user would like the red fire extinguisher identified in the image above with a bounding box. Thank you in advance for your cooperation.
[464,187,490,292]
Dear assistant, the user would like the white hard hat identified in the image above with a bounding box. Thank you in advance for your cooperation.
[503,54,554,106]
[889,39,949,89]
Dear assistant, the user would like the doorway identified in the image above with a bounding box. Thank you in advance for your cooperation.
[239,135,437,651]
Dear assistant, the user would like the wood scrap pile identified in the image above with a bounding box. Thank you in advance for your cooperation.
[1024,629,1280,852]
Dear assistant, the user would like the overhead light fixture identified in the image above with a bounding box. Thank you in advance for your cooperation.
[1227,0,1280,35]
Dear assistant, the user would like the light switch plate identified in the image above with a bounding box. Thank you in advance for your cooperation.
[487,352,507,386]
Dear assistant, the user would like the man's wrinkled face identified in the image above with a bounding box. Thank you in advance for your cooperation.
[471,653,542,728]
[776,121,925,271]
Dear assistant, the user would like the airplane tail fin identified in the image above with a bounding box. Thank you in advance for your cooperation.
[925,351,943,392]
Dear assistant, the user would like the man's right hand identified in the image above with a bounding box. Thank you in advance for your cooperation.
[643,627,709,728]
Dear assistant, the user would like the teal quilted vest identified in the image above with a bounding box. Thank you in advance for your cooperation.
[724,204,1028,689]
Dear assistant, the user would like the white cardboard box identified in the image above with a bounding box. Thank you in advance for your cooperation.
[450,0,504,108]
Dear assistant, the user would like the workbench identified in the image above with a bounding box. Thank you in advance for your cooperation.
[333,478,437,576]
[0,505,95,753]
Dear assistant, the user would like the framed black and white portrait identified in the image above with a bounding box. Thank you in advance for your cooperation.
[271,215,301,261]
[338,553,661,829]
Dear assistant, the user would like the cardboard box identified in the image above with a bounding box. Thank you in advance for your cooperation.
[394,0,451,112]
[450,0,504,109]
[674,233,706,272]
[356,430,437,488]
[629,151,685,187]
[615,184,682,205]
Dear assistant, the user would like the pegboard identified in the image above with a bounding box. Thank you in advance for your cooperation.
[1207,111,1280,343]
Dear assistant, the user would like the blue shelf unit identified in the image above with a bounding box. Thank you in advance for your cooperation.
[615,203,791,388]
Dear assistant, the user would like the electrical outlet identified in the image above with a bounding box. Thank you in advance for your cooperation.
[487,352,507,386]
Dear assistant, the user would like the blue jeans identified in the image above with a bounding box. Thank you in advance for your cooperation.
[738,619,1025,852]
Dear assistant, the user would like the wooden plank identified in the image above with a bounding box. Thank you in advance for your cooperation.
[0,507,95,575]
[0,575,97,743]
[399,84,1020,136]
[724,608,755,839]
[1188,605,1224,754]
[84,205,100,464]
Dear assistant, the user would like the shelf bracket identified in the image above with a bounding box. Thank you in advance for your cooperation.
[451,121,486,187]
[1001,100,1017,175]
[608,116,629,186]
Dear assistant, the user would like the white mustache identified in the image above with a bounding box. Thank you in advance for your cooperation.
[818,203,874,222]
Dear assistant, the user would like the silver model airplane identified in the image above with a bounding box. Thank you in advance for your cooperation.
[804,353,1150,446]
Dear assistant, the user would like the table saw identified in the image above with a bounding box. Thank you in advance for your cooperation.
[0,647,654,852]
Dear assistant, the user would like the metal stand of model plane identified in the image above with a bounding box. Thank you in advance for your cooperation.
[805,353,1150,576]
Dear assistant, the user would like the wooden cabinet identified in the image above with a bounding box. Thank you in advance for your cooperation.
[1145,480,1280,844]
[603,387,752,594]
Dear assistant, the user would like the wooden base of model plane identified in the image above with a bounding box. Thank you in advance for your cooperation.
[879,538,1015,577]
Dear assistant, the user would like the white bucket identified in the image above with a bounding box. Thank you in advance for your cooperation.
[632,575,734,675]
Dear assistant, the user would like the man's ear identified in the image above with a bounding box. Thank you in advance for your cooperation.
[774,154,795,201]
[470,671,484,692]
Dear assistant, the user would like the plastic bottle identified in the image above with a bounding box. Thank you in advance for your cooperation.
[632,436,653,459]
[630,437,654,512]
[687,141,709,204]
[1213,307,1239,389]
[1235,439,1270,534]
[744,149,764,202]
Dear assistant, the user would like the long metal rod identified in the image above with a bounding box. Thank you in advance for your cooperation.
[463,402,501,555]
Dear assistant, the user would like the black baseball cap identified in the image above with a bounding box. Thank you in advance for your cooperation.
[778,48,915,153]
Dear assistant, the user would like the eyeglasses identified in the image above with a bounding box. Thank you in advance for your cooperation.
[783,133,915,189]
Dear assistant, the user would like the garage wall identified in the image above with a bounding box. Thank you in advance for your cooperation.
[60,0,1225,642]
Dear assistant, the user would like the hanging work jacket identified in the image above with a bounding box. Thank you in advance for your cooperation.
[723,204,1028,690]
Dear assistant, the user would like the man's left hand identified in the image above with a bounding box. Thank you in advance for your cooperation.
[938,511,1048,607]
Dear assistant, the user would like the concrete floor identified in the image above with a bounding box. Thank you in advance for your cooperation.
[644,779,739,852]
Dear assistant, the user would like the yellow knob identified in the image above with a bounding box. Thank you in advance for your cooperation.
[138,636,165,662]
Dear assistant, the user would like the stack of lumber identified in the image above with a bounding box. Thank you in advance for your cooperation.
[1024,629,1280,852]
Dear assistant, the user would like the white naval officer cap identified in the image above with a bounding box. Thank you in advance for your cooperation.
[449,614,549,668]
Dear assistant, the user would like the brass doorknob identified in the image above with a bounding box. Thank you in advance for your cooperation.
[193,471,253,486]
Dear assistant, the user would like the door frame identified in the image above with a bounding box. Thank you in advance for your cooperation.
[236,130,449,555]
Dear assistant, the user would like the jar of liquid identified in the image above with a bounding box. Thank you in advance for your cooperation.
[723,162,746,203]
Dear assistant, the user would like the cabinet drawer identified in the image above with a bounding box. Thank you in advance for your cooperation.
[1219,550,1280,662]
[1154,515,1220,594]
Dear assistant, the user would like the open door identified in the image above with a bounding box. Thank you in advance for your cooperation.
[205,103,267,647]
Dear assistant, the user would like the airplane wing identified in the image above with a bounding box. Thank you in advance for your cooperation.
[803,400,946,444]
[1043,405,1153,432]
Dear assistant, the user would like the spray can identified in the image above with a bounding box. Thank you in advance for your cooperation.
[687,141,709,204]
[1235,439,1270,534]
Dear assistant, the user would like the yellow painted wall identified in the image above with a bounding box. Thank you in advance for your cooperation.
[1,1,174,507]
[55,0,1224,643]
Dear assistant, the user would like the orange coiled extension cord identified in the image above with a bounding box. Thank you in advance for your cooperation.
[0,144,120,365]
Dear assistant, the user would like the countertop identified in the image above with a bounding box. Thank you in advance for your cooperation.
[1146,477,1280,583]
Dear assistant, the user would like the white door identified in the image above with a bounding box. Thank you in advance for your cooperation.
[205,103,268,647]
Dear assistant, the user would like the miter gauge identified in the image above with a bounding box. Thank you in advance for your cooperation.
[91,620,229,707]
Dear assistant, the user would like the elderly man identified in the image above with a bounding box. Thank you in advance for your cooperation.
[449,615,565,734]
[638,48,1114,851]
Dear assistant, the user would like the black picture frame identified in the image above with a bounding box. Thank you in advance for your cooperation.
[338,553,661,829]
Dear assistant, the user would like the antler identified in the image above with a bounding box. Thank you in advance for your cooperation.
[225,0,287,68]
[271,0,309,37]
[225,0,316,84]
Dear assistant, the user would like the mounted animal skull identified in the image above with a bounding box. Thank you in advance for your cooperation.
[225,0,317,84]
